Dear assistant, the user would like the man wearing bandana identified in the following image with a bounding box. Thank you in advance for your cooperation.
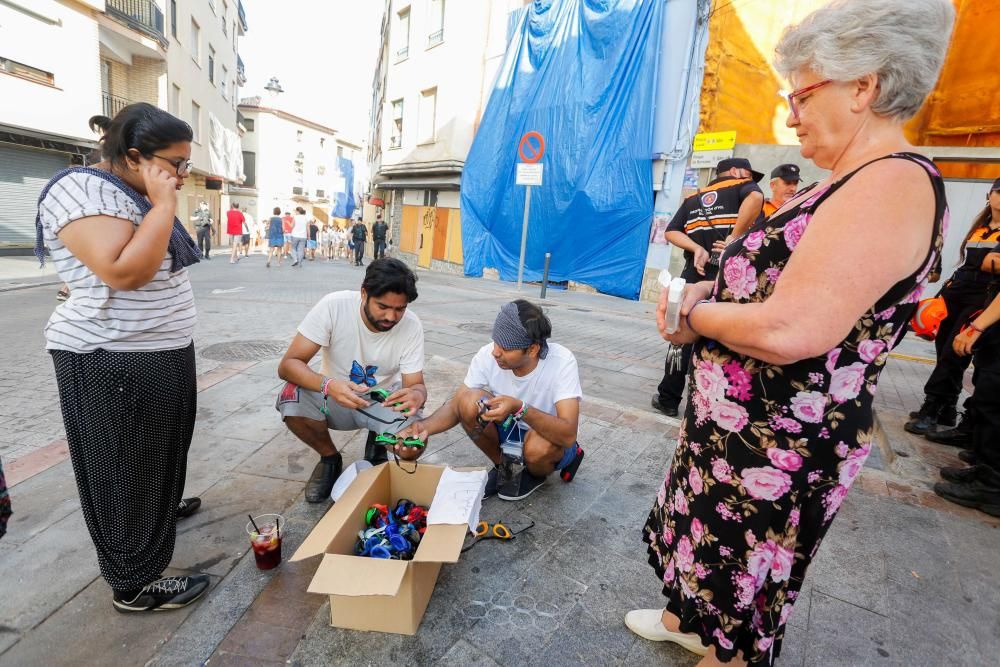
[398,300,585,500]
[274,258,428,503]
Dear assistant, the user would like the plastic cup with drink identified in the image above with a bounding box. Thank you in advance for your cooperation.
[246,513,283,570]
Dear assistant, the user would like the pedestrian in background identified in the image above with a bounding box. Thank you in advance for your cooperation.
[190,201,213,260]
[282,210,294,258]
[651,156,764,417]
[351,217,368,266]
[628,1,954,663]
[290,206,308,267]
[762,164,801,218]
[226,201,244,264]
[35,103,208,613]
[307,217,320,261]
[372,215,388,260]
[335,226,348,260]
[906,179,1000,440]
[266,206,284,268]
[241,205,256,256]
[320,223,333,261]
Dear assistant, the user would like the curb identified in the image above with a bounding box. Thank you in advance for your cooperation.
[0,279,62,293]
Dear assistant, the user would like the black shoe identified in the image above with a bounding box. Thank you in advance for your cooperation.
[937,405,958,428]
[364,431,388,466]
[559,444,585,483]
[905,398,942,435]
[305,454,343,503]
[177,497,201,519]
[498,467,547,501]
[940,465,983,484]
[959,450,978,465]
[651,396,679,418]
[113,575,210,613]
[933,480,1000,517]
[925,423,973,448]
[483,465,499,499]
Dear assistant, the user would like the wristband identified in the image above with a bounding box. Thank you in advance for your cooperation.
[969,322,985,334]
[321,377,334,397]
[686,299,711,330]
[512,401,528,422]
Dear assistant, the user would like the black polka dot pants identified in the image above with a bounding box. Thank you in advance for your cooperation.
[50,343,197,593]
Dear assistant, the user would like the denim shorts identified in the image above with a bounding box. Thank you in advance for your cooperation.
[495,419,576,470]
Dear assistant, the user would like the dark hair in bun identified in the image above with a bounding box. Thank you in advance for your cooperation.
[88,102,193,166]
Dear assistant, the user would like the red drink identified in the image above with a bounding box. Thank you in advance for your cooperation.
[246,514,284,570]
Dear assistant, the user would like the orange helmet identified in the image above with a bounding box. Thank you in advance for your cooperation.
[911,296,947,341]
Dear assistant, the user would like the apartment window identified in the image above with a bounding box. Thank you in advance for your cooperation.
[428,0,445,47]
[316,165,326,176]
[296,130,303,142]
[418,87,437,144]
[170,83,181,115]
[220,65,228,99]
[0,57,54,86]
[190,19,201,64]
[337,146,344,158]
[390,99,403,148]
[170,0,177,37]
[243,118,254,131]
[320,137,325,148]
[242,151,256,187]
[294,152,304,175]
[221,0,229,34]
[423,190,437,207]
[208,45,215,83]
[396,8,410,60]
[191,101,201,142]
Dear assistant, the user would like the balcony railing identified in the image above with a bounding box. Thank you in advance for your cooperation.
[428,29,443,47]
[102,91,131,118]
[395,45,409,60]
[236,54,247,86]
[237,0,248,33]
[106,0,167,47]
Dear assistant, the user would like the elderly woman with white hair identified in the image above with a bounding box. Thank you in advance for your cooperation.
[627,1,955,664]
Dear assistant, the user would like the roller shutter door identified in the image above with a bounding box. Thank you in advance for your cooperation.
[0,145,70,247]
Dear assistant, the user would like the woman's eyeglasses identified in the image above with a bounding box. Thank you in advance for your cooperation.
[786,79,832,121]
[151,154,193,176]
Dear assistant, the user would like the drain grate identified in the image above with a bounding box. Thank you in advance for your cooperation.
[458,322,493,335]
[200,340,287,362]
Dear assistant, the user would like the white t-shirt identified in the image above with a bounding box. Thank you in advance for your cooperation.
[291,214,308,238]
[38,171,196,352]
[463,342,582,420]
[297,291,424,389]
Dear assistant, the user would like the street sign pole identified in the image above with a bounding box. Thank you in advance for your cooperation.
[516,185,531,290]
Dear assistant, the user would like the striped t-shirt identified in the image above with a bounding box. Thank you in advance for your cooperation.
[39,171,197,352]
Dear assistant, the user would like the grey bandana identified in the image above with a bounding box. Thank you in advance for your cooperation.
[492,302,549,359]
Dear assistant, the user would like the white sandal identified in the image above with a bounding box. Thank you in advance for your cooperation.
[625,609,709,656]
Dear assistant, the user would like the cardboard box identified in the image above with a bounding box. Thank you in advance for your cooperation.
[291,462,472,635]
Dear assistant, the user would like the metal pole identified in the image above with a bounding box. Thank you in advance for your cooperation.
[540,252,551,299]
[516,185,532,290]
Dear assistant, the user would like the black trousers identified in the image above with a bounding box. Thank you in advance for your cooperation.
[923,278,989,408]
[197,226,212,258]
[969,330,1000,473]
[354,240,365,264]
[373,239,386,259]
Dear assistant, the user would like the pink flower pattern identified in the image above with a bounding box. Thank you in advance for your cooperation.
[642,153,946,665]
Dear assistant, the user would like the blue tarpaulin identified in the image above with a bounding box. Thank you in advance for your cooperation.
[332,156,356,219]
[460,0,663,300]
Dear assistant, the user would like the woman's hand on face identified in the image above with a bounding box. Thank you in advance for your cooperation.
[141,163,178,208]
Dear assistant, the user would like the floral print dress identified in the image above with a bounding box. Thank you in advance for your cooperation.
[642,153,947,665]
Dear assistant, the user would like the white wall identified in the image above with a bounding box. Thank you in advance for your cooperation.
[0,0,100,141]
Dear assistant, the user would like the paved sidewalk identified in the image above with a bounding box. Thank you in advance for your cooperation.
[1,256,997,666]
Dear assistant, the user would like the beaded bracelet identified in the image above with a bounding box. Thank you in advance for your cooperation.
[512,401,528,422]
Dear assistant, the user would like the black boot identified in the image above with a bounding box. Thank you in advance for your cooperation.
[959,449,978,465]
[364,431,388,465]
[904,398,942,435]
[933,478,1000,517]
[305,453,343,503]
[924,415,973,448]
[939,464,985,484]
[936,405,958,428]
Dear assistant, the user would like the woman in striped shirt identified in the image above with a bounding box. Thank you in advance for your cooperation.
[36,103,208,613]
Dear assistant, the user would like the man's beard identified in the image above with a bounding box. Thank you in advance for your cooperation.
[363,299,397,332]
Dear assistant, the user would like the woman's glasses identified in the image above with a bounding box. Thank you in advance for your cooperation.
[151,154,193,176]
[786,79,832,121]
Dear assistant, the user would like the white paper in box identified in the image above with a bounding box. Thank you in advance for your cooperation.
[426,467,488,533]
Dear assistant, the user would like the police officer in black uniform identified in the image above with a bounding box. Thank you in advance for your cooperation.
[906,179,1000,439]
[933,285,1000,517]
[651,157,764,416]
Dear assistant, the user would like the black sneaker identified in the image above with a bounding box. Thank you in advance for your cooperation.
[651,396,679,417]
[937,405,958,428]
[959,450,978,465]
[483,465,499,499]
[498,468,547,501]
[177,497,201,519]
[925,424,973,448]
[933,480,1000,517]
[364,431,389,466]
[559,445,585,483]
[113,575,210,613]
[305,454,343,503]
[904,399,942,435]
[940,465,982,484]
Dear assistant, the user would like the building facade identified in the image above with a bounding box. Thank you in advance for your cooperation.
[0,0,247,252]
[368,0,527,271]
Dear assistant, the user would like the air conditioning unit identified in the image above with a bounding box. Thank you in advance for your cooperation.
[315,189,326,198]
[292,186,305,195]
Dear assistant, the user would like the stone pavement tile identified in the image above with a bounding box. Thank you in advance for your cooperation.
[3,437,68,485]
[775,624,809,667]
[0,571,219,667]
[0,510,98,636]
[622,630,703,666]
[579,400,624,424]
[2,459,78,545]
[515,474,608,528]
[884,574,983,666]
[532,602,635,666]
[619,363,664,382]
[216,620,302,663]
[196,373,285,420]
[578,355,631,373]
[435,639,502,666]
[207,651,286,666]
[802,591,890,666]
[182,435,266,497]
[171,472,303,577]
[197,402,289,450]
[461,563,588,667]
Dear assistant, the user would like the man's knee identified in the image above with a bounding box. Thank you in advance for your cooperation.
[523,432,564,467]
[455,386,491,421]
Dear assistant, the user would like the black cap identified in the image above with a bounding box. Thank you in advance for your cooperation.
[717,157,764,183]
[991,178,1000,192]
[771,163,801,182]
